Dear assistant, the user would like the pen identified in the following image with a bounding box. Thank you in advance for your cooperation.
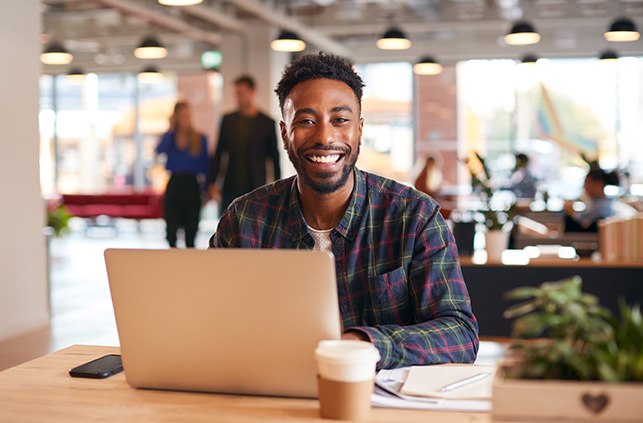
[439,372,491,392]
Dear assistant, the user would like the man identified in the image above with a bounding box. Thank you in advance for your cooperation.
[209,75,282,214]
[210,53,478,369]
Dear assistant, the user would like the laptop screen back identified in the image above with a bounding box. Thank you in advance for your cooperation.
[104,248,341,398]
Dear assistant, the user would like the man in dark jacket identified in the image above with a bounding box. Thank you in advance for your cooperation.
[209,75,282,214]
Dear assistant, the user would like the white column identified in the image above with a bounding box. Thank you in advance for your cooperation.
[0,0,49,340]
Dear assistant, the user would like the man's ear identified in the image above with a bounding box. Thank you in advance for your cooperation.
[358,116,364,142]
[279,121,288,149]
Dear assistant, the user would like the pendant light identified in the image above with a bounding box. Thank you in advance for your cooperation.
[134,36,167,59]
[158,0,203,5]
[604,17,640,42]
[376,27,412,50]
[40,41,73,65]
[520,54,539,64]
[66,67,86,83]
[504,21,541,46]
[138,66,165,83]
[599,49,619,61]
[413,56,442,75]
[271,30,306,52]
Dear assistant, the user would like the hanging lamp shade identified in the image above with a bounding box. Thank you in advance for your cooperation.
[40,41,73,65]
[134,36,168,59]
[413,56,442,75]
[520,54,539,64]
[604,17,640,42]
[158,0,203,5]
[504,21,541,45]
[376,27,412,50]
[599,49,619,61]
[271,30,306,52]
[66,67,86,82]
[138,66,165,83]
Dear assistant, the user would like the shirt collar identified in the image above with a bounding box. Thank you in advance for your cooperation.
[287,168,366,243]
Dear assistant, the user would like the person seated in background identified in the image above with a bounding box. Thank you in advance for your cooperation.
[210,52,479,370]
[413,155,443,197]
[507,153,537,200]
[564,167,623,232]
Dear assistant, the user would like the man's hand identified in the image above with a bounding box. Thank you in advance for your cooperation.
[209,185,222,203]
[341,330,370,342]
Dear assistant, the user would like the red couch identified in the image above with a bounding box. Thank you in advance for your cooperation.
[61,191,164,220]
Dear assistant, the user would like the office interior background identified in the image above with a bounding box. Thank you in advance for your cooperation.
[2,1,643,355]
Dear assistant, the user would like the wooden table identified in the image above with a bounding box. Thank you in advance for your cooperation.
[0,345,491,422]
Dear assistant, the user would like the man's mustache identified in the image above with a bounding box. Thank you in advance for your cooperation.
[299,144,351,155]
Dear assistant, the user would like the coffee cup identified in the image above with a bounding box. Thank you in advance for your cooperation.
[315,340,380,420]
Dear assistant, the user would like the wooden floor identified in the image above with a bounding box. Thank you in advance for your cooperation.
[0,216,505,371]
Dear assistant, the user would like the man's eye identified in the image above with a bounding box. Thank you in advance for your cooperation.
[297,119,315,126]
[334,118,349,124]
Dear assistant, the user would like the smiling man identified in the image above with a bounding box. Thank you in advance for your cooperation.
[210,52,478,369]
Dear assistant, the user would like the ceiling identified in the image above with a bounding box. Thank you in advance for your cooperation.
[42,0,643,74]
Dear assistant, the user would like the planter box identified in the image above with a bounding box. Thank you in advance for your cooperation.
[492,364,643,422]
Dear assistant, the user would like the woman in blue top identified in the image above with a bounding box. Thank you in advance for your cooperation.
[156,101,209,247]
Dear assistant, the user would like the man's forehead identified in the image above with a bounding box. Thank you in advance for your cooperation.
[285,78,357,106]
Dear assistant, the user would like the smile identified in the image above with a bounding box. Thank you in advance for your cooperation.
[306,154,342,164]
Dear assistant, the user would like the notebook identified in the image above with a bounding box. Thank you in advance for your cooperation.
[104,248,341,398]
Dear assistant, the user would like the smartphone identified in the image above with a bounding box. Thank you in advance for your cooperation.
[69,354,123,379]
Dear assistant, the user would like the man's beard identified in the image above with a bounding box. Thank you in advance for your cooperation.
[288,143,360,194]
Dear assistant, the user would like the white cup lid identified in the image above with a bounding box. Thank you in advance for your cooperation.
[315,340,380,363]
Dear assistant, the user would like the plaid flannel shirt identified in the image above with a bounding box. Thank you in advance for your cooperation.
[210,169,479,369]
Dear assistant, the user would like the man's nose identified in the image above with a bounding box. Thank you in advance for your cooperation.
[315,121,334,145]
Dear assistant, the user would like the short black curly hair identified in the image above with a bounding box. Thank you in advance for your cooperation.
[274,52,365,113]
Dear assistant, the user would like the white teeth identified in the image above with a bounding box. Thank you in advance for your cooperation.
[309,154,340,163]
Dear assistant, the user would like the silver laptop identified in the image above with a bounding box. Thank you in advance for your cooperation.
[104,248,341,398]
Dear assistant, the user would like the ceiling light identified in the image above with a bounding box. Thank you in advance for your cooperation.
[158,0,203,5]
[138,66,165,83]
[504,21,541,46]
[599,49,619,61]
[520,54,539,64]
[134,36,167,59]
[66,67,86,82]
[604,17,640,42]
[40,41,73,65]
[271,30,306,52]
[413,56,442,75]
[376,27,412,50]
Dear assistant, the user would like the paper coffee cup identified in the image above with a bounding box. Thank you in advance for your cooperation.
[315,340,380,382]
[315,340,380,420]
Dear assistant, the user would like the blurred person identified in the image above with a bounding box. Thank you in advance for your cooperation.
[564,167,620,232]
[209,75,282,214]
[507,153,537,200]
[413,155,443,197]
[156,101,209,248]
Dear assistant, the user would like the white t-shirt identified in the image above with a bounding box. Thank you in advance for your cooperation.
[308,226,333,252]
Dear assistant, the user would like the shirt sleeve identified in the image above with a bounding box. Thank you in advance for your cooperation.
[155,132,172,155]
[350,207,479,369]
[209,119,227,187]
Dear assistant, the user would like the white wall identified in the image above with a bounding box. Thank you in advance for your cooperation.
[0,0,49,341]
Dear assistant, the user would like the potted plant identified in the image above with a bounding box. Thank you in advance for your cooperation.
[46,201,72,237]
[492,276,643,421]
[464,151,516,261]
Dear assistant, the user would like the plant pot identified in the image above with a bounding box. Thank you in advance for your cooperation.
[485,229,508,262]
[492,362,643,421]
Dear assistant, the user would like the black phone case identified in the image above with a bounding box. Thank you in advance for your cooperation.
[69,354,123,379]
